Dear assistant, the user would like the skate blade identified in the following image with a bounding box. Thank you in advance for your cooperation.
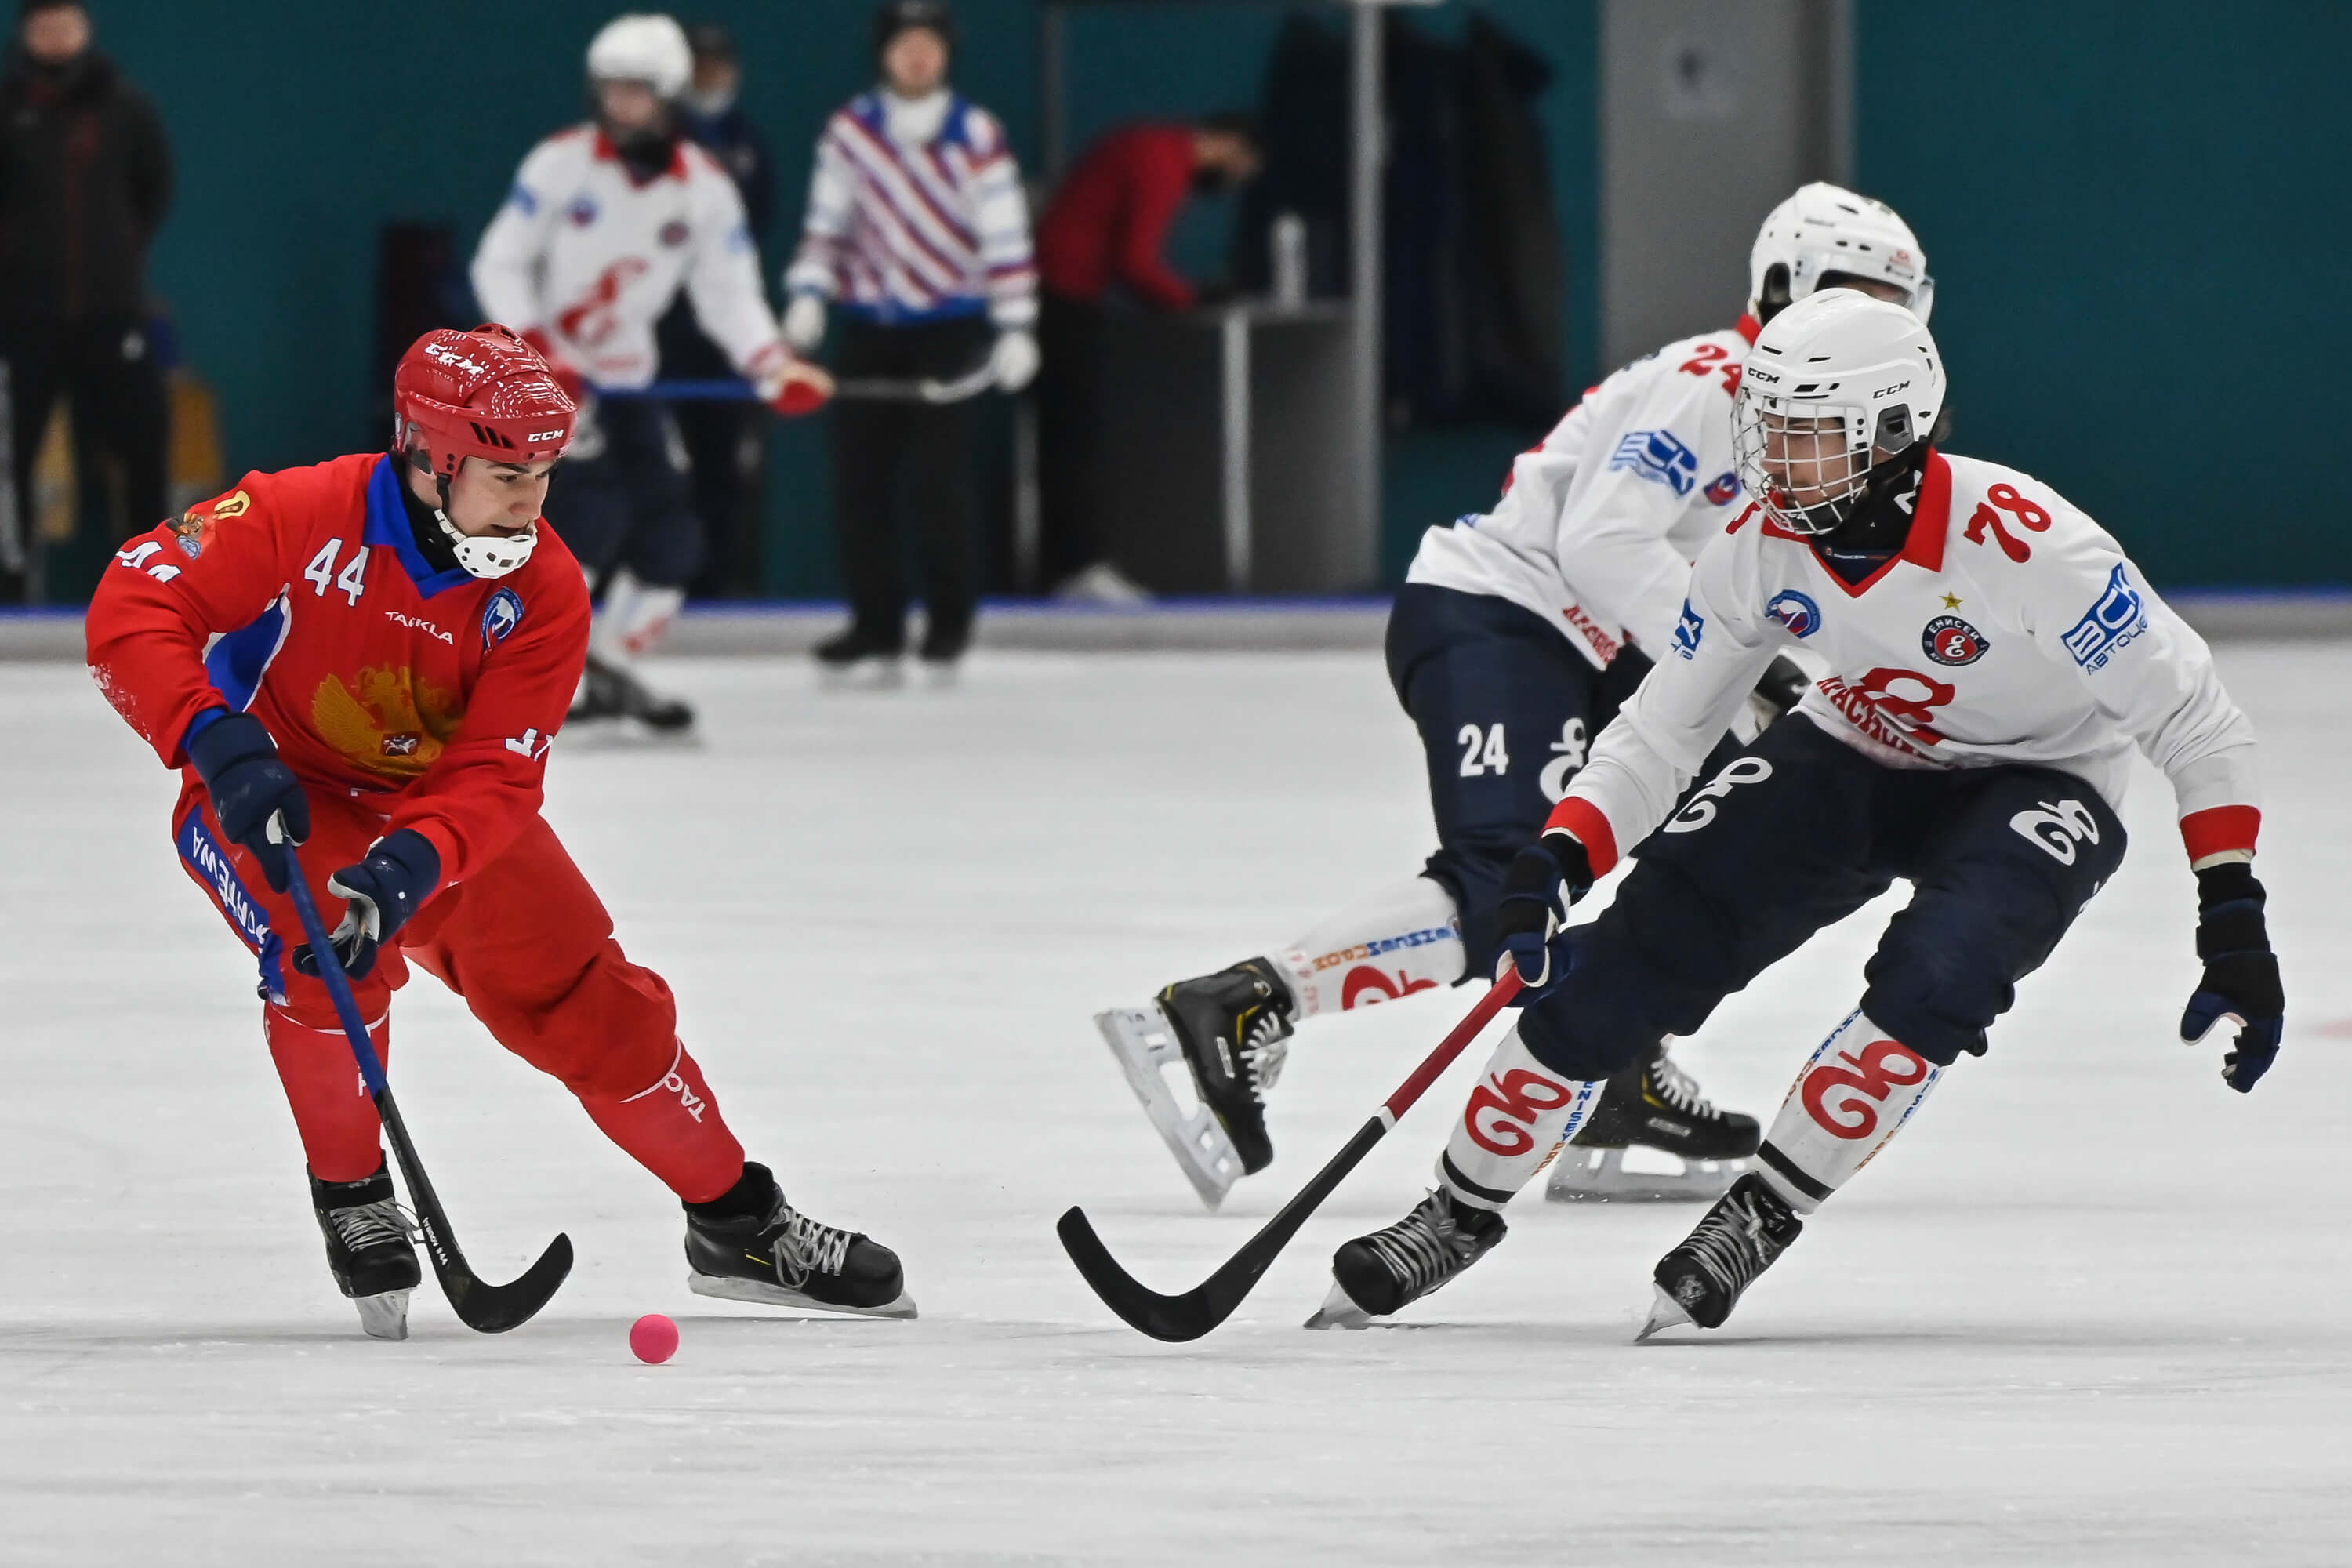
[916,659,960,688]
[354,1289,411,1341]
[1545,1146,1751,1204]
[818,659,906,691]
[688,1271,919,1320]
[1301,1278,1374,1331]
[1635,1285,1694,1344]
[1094,1005,1240,1211]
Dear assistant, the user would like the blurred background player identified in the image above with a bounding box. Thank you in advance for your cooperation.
[1033,113,1261,604]
[0,0,172,597]
[470,11,829,734]
[785,0,1038,678]
[84,326,907,1338]
[655,21,778,601]
[1316,290,2278,1333]
[1098,184,1933,1210]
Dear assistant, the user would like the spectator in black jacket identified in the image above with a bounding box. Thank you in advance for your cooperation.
[656,21,779,598]
[0,0,171,594]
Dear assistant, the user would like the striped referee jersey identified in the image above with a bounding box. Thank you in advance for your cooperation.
[786,92,1036,329]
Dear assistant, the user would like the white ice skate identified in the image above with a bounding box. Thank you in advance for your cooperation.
[1094,1004,1243,1210]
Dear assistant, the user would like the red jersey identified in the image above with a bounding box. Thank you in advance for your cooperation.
[1036,123,1196,309]
[87,452,590,884]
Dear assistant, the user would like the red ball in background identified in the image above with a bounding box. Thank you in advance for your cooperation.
[630,1313,680,1364]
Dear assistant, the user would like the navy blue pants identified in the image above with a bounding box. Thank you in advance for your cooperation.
[543,397,706,590]
[1515,713,2129,1080]
[1385,583,1653,978]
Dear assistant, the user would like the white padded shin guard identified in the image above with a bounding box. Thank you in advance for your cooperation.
[1277,874,1465,1018]
[1436,1025,1602,1213]
[1755,1010,1943,1214]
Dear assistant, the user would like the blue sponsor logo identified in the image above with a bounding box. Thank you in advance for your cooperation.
[1766,589,1823,638]
[481,587,525,654]
[2061,564,2147,671]
[1704,471,1741,506]
[1609,429,1700,495]
[177,812,287,1004]
[1673,599,1705,659]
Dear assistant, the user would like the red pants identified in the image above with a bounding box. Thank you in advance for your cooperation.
[172,778,746,1201]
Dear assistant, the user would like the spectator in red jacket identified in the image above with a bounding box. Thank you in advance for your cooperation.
[1033,115,1259,599]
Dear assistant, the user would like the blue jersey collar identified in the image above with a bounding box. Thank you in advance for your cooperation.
[366,455,477,599]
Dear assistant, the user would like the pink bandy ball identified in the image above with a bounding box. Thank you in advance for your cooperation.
[630,1313,680,1364]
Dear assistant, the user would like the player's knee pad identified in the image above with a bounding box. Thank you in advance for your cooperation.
[1858,926,2013,1066]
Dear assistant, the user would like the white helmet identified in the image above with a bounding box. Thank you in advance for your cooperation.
[1748,182,1933,325]
[1732,289,1944,535]
[587,13,693,100]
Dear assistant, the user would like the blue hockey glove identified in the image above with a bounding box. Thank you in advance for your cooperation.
[292,829,441,981]
[184,710,310,893]
[1494,832,1595,999]
[2179,862,2284,1093]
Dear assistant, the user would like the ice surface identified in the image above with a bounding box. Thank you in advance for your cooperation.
[5,644,2350,1565]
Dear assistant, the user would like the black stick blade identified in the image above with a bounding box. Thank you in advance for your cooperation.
[434,1232,575,1334]
[1057,1207,1231,1342]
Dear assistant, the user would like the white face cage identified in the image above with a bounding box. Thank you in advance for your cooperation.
[1732,383,1919,536]
[437,513,539,579]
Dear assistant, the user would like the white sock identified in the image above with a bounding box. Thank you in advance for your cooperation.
[594,568,686,666]
[1435,1025,1603,1212]
[1276,875,1465,1018]
[1755,1010,1943,1214]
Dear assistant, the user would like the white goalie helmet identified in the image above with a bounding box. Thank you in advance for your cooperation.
[587,13,694,100]
[1733,289,1945,536]
[1749,182,1933,324]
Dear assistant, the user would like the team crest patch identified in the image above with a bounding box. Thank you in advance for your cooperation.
[168,511,208,558]
[1704,471,1740,506]
[382,733,421,757]
[1766,589,1822,638]
[481,587,525,653]
[1922,614,1990,666]
[565,197,599,227]
[659,220,690,247]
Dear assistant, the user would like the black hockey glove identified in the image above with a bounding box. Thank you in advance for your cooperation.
[1494,831,1596,999]
[185,710,310,893]
[292,829,441,981]
[1751,655,1812,718]
[2178,862,2284,1093]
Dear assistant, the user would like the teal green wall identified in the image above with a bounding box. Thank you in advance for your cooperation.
[1856,0,2352,587]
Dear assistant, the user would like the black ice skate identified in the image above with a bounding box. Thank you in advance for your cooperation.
[1547,1041,1759,1203]
[310,1162,421,1341]
[815,625,906,686]
[684,1163,916,1319]
[1306,1189,1508,1329]
[1095,958,1295,1207]
[1639,1172,1804,1340]
[570,653,695,732]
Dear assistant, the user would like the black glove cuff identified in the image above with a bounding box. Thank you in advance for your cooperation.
[2193,861,2264,912]
[1540,831,1595,894]
[183,710,274,782]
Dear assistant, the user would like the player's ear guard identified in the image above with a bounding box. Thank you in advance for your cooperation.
[184,710,311,894]
[2179,862,2284,1093]
[1494,832,1597,997]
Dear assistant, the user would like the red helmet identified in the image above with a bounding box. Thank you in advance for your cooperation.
[392,324,576,481]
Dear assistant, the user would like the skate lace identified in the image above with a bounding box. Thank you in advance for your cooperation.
[328,1198,414,1254]
[1682,1189,1774,1299]
[770,1201,853,1288]
[1242,1011,1291,1096]
[1363,1193,1472,1299]
[1648,1054,1719,1118]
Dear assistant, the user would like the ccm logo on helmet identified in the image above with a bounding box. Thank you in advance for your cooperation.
[526,429,566,443]
[1871,380,1912,399]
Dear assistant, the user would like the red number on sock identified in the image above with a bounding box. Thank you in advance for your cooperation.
[1465,1069,1577,1156]
[1801,1039,1932,1141]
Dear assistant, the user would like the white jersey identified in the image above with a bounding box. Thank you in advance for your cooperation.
[1548,452,2261,873]
[471,126,789,391]
[1407,320,1758,668]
